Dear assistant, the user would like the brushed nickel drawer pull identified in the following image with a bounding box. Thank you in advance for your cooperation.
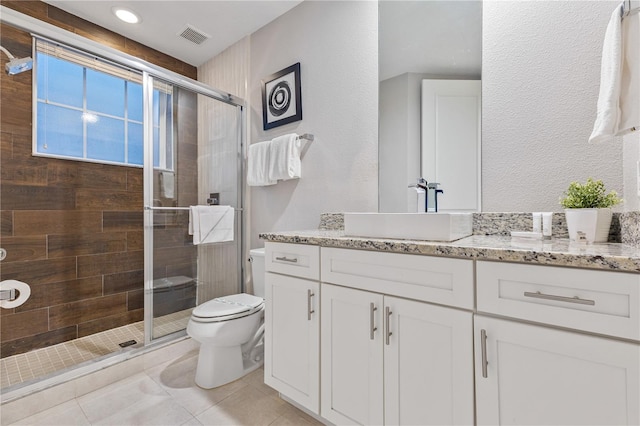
[524,291,595,306]
[275,256,298,263]
[370,303,378,340]
[480,329,488,378]
[385,306,392,345]
[307,289,315,320]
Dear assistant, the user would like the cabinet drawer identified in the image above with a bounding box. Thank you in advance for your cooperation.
[265,242,320,280]
[321,247,474,309]
[477,261,640,341]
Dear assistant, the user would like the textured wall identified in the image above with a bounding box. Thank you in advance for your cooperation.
[623,135,640,211]
[482,1,624,212]
[0,1,197,357]
[248,1,379,248]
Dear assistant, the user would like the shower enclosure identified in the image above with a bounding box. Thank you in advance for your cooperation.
[144,76,245,342]
[0,7,245,395]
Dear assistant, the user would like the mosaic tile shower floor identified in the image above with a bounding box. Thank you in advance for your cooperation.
[1,309,192,389]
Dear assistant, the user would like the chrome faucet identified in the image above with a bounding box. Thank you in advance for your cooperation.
[426,182,444,212]
[408,177,428,191]
[408,178,428,212]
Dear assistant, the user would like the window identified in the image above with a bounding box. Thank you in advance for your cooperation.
[34,39,174,170]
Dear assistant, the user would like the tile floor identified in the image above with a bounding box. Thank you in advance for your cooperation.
[1,310,192,389]
[6,351,324,426]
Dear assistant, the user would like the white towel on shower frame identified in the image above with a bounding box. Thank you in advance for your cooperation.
[189,205,234,245]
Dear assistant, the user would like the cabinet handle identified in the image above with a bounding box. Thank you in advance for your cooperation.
[370,303,378,340]
[480,329,488,378]
[307,289,315,320]
[275,256,298,263]
[385,306,392,345]
[524,291,595,306]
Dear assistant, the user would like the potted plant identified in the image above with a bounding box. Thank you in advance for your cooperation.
[560,178,622,243]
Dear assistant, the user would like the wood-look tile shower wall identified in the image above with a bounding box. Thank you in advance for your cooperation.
[0,0,198,358]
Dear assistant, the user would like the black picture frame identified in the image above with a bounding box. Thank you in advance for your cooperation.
[261,62,302,130]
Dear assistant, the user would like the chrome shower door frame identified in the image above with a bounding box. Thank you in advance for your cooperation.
[142,71,246,345]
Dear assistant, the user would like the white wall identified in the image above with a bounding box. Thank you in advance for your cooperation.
[379,73,411,212]
[482,1,624,212]
[249,1,378,248]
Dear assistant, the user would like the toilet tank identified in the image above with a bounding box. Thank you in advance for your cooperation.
[249,248,265,298]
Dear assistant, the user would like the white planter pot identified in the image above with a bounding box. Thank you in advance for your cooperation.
[564,208,613,243]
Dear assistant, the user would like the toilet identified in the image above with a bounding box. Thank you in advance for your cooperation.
[187,248,266,389]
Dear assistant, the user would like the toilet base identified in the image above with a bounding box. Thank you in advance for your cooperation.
[194,342,264,389]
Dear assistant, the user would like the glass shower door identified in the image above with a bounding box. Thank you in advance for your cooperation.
[143,75,244,342]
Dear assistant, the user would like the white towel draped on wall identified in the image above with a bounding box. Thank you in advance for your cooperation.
[247,133,302,186]
[188,205,234,245]
[589,3,640,143]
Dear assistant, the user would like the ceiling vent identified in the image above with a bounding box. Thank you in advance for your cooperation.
[178,25,210,45]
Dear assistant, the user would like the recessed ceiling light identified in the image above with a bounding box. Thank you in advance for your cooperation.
[112,7,141,24]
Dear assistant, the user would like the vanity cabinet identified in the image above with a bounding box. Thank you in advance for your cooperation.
[263,239,640,425]
[475,261,640,425]
[474,315,640,425]
[320,248,475,426]
[264,242,320,414]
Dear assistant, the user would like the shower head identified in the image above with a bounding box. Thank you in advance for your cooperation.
[0,45,33,75]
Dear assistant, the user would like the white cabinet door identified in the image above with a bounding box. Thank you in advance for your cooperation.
[384,296,474,426]
[475,315,640,425]
[264,272,319,414]
[321,284,384,425]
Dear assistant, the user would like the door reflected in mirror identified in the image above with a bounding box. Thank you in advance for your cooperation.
[378,1,482,213]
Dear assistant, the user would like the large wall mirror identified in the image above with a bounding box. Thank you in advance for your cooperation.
[378,1,482,213]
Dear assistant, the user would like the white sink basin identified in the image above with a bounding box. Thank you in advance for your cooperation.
[343,212,473,242]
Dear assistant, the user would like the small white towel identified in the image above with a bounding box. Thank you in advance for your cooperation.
[618,7,640,135]
[247,141,276,186]
[189,205,234,245]
[590,4,640,143]
[268,133,301,181]
[160,172,175,198]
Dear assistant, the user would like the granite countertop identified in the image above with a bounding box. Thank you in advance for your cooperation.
[259,229,640,273]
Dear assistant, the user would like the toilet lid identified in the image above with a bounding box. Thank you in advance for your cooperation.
[192,293,264,319]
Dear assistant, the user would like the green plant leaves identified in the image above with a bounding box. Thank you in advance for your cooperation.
[559,178,623,209]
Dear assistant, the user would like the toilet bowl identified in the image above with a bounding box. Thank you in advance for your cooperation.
[187,248,266,389]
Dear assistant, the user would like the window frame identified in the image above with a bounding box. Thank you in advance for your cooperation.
[32,37,175,172]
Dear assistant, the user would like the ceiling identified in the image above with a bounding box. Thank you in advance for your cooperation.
[43,0,303,66]
[42,1,482,80]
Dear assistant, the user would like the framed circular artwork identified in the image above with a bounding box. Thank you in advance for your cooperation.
[261,62,302,130]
